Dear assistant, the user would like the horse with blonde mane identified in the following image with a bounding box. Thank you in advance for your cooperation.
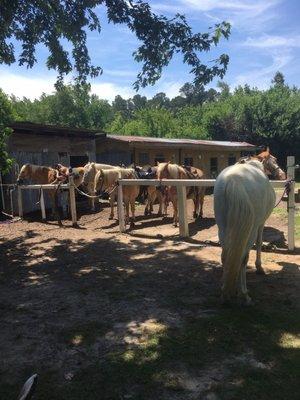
[94,167,139,226]
[214,154,285,305]
[82,162,118,210]
[157,162,206,226]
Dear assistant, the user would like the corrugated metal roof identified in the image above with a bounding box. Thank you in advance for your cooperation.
[107,134,256,149]
[10,121,105,139]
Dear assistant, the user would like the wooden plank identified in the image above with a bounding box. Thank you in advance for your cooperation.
[117,179,286,188]
[287,156,295,251]
[17,186,23,218]
[69,176,77,227]
[19,184,69,190]
[177,185,189,237]
[40,189,46,220]
[117,182,126,233]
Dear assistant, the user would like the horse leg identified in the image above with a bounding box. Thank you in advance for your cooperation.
[124,198,130,225]
[199,190,205,218]
[88,184,95,211]
[238,253,252,305]
[157,191,163,216]
[52,190,62,227]
[193,193,200,219]
[255,225,265,275]
[109,194,115,220]
[130,198,135,228]
[173,199,178,227]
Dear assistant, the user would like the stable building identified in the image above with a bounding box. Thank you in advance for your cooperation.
[6,121,101,180]
[96,134,257,178]
[1,121,103,215]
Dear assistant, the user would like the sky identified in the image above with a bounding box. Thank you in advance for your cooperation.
[0,0,299,101]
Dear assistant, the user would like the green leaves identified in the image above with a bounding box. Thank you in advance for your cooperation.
[0,1,230,88]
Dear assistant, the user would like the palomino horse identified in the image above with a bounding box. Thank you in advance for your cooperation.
[134,166,164,216]
[214,158,283,305]
[157,162,206,226]
[17,164,62,223]
[82,162,118,210]
[94,168,139,226]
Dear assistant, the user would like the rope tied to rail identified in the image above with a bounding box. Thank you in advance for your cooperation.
[73,183,118,199]
[274,179,294,208]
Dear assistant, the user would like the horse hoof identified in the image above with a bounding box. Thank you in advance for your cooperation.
[256,268,266,275]
[109,216,114,220]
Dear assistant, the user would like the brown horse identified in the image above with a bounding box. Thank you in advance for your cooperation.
[157,162,206,226]
[239,147,286,180]
[94,167,139,227]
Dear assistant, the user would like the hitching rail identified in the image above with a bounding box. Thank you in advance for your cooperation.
[117,156,297,251]
[17,176,77,226]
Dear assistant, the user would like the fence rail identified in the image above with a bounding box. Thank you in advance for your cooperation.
[117,156,297,251]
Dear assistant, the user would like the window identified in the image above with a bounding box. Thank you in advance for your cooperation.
[210,157,218,178]
[228,156,236,166]
[139,152,150,166]
[155,154,165,164]
[184,157,193,166]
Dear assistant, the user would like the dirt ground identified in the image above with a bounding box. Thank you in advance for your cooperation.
[0,195,299,399]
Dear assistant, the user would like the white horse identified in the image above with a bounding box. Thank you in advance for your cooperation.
[214,160,276,305]
[82,162,118,210]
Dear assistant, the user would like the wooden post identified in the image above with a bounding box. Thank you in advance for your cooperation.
[287,156,295,251]
[118,181,126,232]
[17,186,23,218]
[40,188,46,221]
[177,185,189,237]
[69,177,77,227]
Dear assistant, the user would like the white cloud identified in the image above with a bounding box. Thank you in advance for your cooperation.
[233,52,293,89]
[0,68,183,102]
[0,70,57,99]
[244,34,300,49]
[153,0,281,32]
[91,82,135,101]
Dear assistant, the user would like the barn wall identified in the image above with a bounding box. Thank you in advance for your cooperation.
[96,139,132,166]
[3,132,96,215]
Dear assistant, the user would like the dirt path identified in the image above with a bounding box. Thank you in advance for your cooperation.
[0,195,299,399]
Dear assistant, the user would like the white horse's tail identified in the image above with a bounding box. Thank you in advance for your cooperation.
[222,178,254,299]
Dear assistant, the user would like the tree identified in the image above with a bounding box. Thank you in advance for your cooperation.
[0,90,15,173]
[148,92,170,109]
[0,1,230,88]
[272,71,285,88]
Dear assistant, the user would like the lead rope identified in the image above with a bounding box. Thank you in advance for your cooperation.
[273,179,294,208]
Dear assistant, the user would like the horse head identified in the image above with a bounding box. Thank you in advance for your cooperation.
[256,147,286,180]
[94,169,105,194]
[17,164,31,184]
[82,162,96,187]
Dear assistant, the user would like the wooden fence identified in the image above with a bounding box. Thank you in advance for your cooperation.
[117,156,297,251]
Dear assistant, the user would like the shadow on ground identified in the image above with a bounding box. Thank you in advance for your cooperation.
[0,228,299,400]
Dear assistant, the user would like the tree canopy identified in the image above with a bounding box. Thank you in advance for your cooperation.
[0,0,230,89]
[7,72,300,168]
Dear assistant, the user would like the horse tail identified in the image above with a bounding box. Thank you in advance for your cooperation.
[222,177,254,299]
